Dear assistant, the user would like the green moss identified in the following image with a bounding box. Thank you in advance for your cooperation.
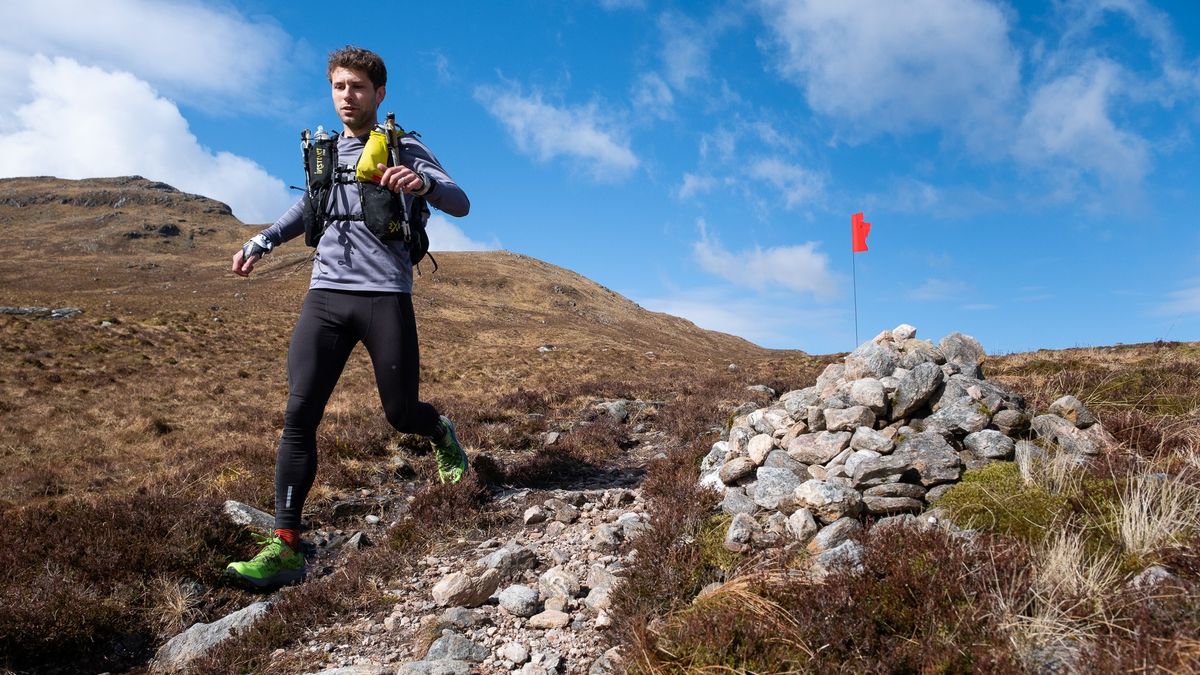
[937,462,1070,543]
[697,514,743,575]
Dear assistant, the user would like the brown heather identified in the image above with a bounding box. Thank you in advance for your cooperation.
[2,176,1198,671]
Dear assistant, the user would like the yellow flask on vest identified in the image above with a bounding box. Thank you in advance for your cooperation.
[355,128,391,183]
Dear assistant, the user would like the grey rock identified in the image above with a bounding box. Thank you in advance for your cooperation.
[937,375,1025,414]
[438,607,480,629]
[584,566,618,610]
[786,508,819,542]
[728,426,754,457]
[725,513,759,552]
[617,512,649,539]
[345,531,372,549]
[152,601,271,672]
[863,496,923,515]
[720,487,757,516]
[891,362,944,420]
[747,434,776,465]
[864,483,927,499]
[700,441,730,474]
[807,517,862,553]
[848,378,889,416]
[222,500,274,535]
[478,545,537,577]
[991,409,1030,435]
[1130,565,1174,590]
[538,566,581,600]
[899,432,963,486]
[898,338,946,369]
[781,387,820,416]
[939,332,986,378]
[1031,415,1114,455]
[872,513,919,533]
[794,479,862,524]
[825,406,876,433]
[826,447,853,468]
[747,384,778,398]
[844,341,898,380]
[426,630,488,662]
[544,498,579,523]
[498,584,540,617]
[589,647,624,675]
[924,483,955,502]
[752,467,804,510]
[719,457,758,485]
[964,430,1015,460]
[396,662,470,675]
[816,363,847,396]
[501,641,531,665]
[1049,395,1098,428]
[925,400,990,436]
[763,449,806,475]
[787,430,852,465]
[523,506,549,525]
[851,453,917,488]
[844,450,881,477]
[850,426,894,454]
[432,568,500,608]
[892,323,917,341]
[306,666,390,675]
[592,523,623,551]
[813,540,865,575]
[595,400,630,423]
[807,405,826,431]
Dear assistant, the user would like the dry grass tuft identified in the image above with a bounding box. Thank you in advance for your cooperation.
[1116,470,1200,560]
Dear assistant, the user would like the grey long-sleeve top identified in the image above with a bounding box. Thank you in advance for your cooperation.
[257,131,469,294]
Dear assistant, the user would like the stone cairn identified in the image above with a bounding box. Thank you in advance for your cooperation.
[699,324,1118,573]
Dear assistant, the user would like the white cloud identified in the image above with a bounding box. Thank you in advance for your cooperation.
[631,72,674,120]
[1017,60,1150,186]
[677,173,719,200]
[748,157,825,209]
[474,85,639,181]
[0,57,292,223]
[638,286,847,349]
[907,278,972,302]
[692,220,839,300]
[427,214,499,252]
[1154,283,1200,317]
[1,0,293,114]
[658,12,711,90]
[757,0,1021,141]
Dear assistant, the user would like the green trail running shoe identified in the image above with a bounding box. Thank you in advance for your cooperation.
[225,534,305,590]
[433,415,468,484]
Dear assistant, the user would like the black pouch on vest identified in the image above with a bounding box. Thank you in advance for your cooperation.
[359,181,407,240]
[303,135,338,247]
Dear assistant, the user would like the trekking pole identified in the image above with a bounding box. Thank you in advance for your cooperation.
[385,112,413,242]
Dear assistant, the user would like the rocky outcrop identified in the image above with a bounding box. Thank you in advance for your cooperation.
[701,324,1117,563]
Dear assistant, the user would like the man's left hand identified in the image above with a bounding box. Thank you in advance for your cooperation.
[377,163,426,194]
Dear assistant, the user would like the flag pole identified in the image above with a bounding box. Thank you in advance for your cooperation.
[852,242,859,347]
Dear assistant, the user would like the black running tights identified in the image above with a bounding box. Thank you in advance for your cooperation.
[274,289,440,530]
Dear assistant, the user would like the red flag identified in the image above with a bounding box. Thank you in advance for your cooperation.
[851,212,870,253]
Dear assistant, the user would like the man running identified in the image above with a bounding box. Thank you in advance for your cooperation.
[225,46,470,589]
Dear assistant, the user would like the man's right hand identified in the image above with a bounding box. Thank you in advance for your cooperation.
[232,249,260,277]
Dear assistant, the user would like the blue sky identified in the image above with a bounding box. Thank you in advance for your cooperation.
[2,0,1198,354]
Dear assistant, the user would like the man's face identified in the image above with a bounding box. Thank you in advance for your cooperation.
[330,66,384,133]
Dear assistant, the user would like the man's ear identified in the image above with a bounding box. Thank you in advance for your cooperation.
[376,85,386,105]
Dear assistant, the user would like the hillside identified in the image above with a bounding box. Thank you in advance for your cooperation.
[1,177,1196,674]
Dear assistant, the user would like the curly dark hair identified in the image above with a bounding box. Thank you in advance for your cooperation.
[327,46,387,88]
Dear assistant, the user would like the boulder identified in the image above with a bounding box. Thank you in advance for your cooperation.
[781,387,820,416]
[964,430,1015,460]
[794,480,863,524]
[815,363,847,397]
[991,409,1029,436]
[898,339,946,369]
[849,378,888,415]
[699,441,729,474]
[891,362,944,420]
[719,457,757,484]
[925,400,990,436]
[752,467,805,510]
[892,323,917,341]
[844,450,881,477]
[850,426,894,454]
[939,332,985,378]
[724,513,759,552]
[787,431,852,465]
[153,601,271,672]
[844,341,898,380]
[432,569,500,608]
[898,432,963,486]
[807,517,862,554]
[1048,395,1098,428]
[728,426,754,457]
[786,508,819,542]
[1031,415,1115,455]
[851,453,917,488]
[746,434,775,466]
[720,487,757,516]
[825,406,876,433]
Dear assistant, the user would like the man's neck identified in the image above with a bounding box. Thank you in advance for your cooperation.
[343,120,377,137]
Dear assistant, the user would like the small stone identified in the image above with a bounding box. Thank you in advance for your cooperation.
[426,630,488,662]
[844,450,881,477]
[786,508,818,542]
[719,457,757,485]
[863,496,923,515]
[964,430,1015,460]
[725,513,758,552]
[892,324,917,341]
[787,431,852,465]
[527,610,571,630]
[1031,415,1115,455]
[501,642,530,665]
[1049,395,1098,428]
[498,584,540,618]
[807,517,862,554]
[700,441,730,474]
[825,406,877,433]
[720,487,757,516]
[844,341,897,380]
[747,434,775,466]
[992,409,1029,435]
[891,362,945,420]
[850,426,894,454]
[793,479,863,524]
[222,500,275,535]
[848,379,888,415]
[807,406,826,431]
[863,483,926,499]
[523,506,549,525]
[432,568,500,608]
[592,523,623,551]
[939,332,986,378]
[924,484,955,502]
[752,467,804,510]
[538,566,581,600]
